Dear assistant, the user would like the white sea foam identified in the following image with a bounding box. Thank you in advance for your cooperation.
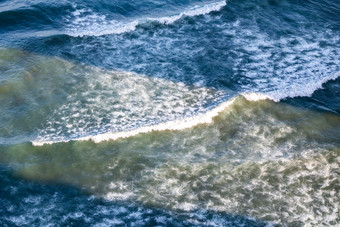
[65,1,226,37]
[31,69,339,147]
[242,92,274,102]
[230,21,340,101]
[243,70,339,101]
[267,72,340,101]
[32,97,236,146]
[32,64,228,146]
[30,90,294,147]
[29,21,340,147]
[148,1,227,25]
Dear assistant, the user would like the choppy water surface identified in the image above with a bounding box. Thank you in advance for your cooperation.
[0,0,339,226]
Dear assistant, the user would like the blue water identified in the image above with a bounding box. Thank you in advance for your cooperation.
[0,0,339,226]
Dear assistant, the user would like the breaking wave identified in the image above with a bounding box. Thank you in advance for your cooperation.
[32,76,340,146]
[64,1,226,37]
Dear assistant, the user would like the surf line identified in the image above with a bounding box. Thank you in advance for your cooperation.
[32,92,275,146]
[33,69,340,146]
[67,1,227,37]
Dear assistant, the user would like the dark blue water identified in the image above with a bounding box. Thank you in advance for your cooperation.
[0,0,339,226]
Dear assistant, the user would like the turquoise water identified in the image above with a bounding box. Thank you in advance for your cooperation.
[0,0,339,226]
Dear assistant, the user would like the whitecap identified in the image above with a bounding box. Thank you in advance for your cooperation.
[64,1,226,37]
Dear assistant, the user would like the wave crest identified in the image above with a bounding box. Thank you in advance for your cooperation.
[64,1,226,37]
[32,93,273,146]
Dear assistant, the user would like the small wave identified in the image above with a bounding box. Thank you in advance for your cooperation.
[32,93,271,146]
[241,72,340,102]
[266,72,340,101]
[65,1,226,37]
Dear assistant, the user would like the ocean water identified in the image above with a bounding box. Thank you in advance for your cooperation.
[0,0,339,226]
